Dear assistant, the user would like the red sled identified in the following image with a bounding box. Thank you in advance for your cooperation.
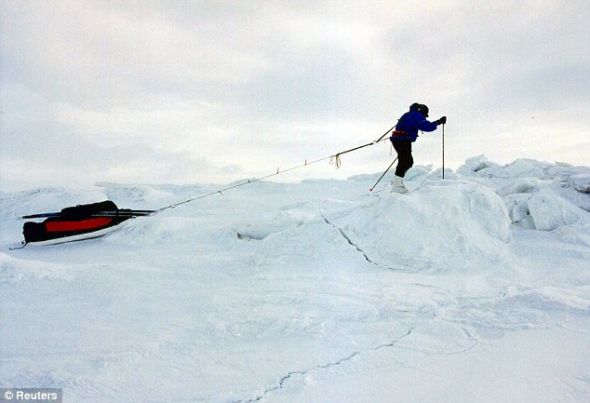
[19,200,154,247]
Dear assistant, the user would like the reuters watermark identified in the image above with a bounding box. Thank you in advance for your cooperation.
[0,389,62,403]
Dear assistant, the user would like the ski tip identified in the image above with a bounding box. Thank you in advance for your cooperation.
[8,241,27,250]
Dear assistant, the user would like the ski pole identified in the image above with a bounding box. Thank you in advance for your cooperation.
[369,157,398,192]
[442,123,445,180]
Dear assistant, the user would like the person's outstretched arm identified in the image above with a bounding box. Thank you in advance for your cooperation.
[418,116,446,132]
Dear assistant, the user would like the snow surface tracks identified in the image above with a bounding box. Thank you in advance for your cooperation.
[244,328,414,402]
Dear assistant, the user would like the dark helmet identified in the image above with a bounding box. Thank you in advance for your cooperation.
[409,103,429,117]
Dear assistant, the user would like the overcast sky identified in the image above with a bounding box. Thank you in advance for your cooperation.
[1,0,589,192]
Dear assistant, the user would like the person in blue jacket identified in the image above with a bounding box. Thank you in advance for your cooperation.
[390,103,446,193]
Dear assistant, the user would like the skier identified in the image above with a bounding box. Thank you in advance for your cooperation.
[390,103,446,193]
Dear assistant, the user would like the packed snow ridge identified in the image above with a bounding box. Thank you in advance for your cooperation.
[1,156,589,402]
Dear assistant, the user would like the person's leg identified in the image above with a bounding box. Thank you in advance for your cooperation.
[391,141,412,193]
[393,141,413,177]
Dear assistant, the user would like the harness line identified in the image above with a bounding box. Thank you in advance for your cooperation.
[154,124,396,214]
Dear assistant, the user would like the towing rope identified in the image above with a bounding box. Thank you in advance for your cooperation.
[154,124,396,214]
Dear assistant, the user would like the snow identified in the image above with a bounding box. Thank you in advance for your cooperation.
[570,174,590,193]
[1,156,590,402]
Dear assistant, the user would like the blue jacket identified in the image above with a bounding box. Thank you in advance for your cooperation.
[392,111,438,142]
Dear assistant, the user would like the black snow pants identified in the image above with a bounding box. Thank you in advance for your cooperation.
[392,141,413,178]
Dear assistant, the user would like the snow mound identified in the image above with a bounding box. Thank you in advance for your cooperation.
[106,216,202,245]
[496,177,541,196]
[503,189,585,230]
[455,157,590,226]
[458,156,590,185]
[527,190,582,231]
[569,174,590,193]
[457,155,501,176]
[255,218,351,264]
[97,184,175,209]
[236,219,300,241]
[325,182,511,272]
[493,159,549,178]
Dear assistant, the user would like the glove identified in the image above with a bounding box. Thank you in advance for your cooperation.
[435,116,447,125]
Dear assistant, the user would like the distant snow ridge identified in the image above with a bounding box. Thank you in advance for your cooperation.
[459,155,589,182]
[457,155,502,175]
[96,182,176,209]
[458,155,590,230]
